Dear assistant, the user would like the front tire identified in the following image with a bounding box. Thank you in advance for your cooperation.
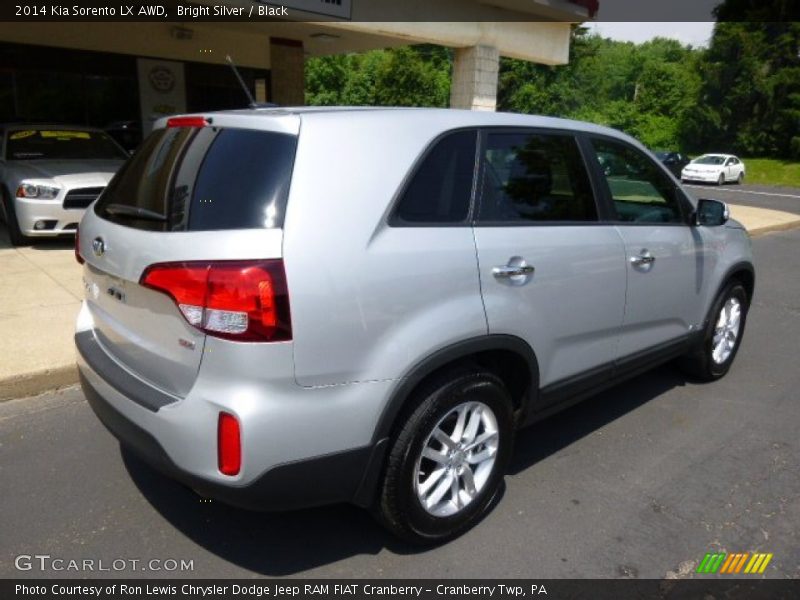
[376,370,514,544]
[678,282,749,381]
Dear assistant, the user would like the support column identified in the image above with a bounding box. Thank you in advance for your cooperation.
[449,45,500,111]
[269,37,305,106]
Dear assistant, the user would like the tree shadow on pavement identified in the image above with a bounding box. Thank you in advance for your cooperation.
[123,363,689,576]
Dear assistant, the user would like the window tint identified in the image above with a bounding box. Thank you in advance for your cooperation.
[392,130,476,224]
[478,132,597,223]
[95,127,297,232]
[591,138,684,224]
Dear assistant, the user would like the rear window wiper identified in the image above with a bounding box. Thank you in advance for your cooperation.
[103,203,167,222]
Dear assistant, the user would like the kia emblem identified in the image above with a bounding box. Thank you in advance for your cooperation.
[92,237,105,257]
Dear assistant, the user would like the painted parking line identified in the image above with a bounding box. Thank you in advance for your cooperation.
[684,185,800,199]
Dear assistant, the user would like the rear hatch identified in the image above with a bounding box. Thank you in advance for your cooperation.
[78,113,299,397]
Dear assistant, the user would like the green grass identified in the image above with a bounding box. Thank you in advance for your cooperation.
[741,158,800,187]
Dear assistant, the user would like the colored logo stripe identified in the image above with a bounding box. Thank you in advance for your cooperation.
[720,553,749,573]
[697,553,726,573]
[697,552,774,574]
[744,553,773,574]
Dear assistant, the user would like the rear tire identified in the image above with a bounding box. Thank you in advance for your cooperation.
[1,189,31,246]
[376,370,514,544]
[678,281,749,382]
[737,172,744,184]
[717,173,725,186]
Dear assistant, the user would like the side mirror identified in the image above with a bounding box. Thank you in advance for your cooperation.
[695,198,729,227]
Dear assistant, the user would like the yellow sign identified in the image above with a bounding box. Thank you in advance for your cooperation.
[9,130,36,140]
[40,131,91,139]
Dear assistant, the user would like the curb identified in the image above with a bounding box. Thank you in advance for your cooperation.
[746,219,800,238]
[0,364,78,402]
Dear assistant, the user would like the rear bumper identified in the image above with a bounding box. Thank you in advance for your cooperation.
[75,324,390,511]
[79,369,386,510]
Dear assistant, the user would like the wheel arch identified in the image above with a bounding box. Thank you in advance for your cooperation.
[352,335,539,508]
[722,261,755,305]
[371,335,540,445]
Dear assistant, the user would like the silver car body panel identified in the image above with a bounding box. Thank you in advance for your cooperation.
[474,226,627,387]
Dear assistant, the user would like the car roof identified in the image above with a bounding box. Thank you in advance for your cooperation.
[698,153,736,159]
[181,106,640,143]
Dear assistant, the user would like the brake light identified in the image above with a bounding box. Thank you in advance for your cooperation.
[75,227,84,264]
[140,260,291,342]
[218,412,241,476]
[167,116,208,128]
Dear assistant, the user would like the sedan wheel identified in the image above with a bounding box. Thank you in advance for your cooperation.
[717,173,725,186]
[737,172,744,184]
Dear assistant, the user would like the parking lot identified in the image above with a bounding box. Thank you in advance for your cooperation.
[1,225,798,579]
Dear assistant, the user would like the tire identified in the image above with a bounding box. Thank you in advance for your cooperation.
[737,171,744,184]
[717,173,725,186]
[376,370,514,544]
[1,188,31,246]
[678,281,749,382]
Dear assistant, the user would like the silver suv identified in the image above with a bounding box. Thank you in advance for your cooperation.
[76,108,754,543]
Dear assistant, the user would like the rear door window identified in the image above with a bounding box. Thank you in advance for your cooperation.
[478,131,598,223]
[95,127,297,232]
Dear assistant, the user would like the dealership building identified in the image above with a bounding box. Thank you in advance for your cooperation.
[0,0,594,141]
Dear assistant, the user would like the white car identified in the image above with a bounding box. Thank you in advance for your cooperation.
[681,154,745,185]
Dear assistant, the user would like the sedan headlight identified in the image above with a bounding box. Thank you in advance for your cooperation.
[16,182,61,199]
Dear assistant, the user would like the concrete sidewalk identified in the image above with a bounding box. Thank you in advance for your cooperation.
[1,203,800,401]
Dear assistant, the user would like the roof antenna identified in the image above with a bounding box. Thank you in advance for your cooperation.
[226,55,277,109]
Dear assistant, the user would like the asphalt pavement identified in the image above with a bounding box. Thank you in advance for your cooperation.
[684,183,800,215]
[1,230,799,580]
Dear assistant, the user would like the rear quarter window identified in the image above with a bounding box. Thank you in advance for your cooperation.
[390,130,477,225]
[95,126,297,232]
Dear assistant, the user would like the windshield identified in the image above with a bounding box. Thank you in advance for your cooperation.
[694,155,726,165]
[5,129,128,160]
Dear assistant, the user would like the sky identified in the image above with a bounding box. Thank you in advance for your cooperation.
[587,22,716,48]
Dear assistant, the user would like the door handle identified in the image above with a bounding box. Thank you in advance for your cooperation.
[492,264,535,278]
[630,252,655,266]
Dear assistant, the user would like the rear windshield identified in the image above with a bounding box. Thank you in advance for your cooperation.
[94,126,297,232]
[6,129,127,160]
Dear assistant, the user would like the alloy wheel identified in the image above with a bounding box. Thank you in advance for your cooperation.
[413,401,499,517]
[712,296,742,364]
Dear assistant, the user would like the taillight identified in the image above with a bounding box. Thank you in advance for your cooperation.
[218,412,241,476]
[140,260,291,342]
[167,116,208,128]
[75,227,84,264]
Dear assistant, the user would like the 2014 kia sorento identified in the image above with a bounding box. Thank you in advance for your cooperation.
[76,107,754,543]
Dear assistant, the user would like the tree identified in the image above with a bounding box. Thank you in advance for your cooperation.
[305,45,451,108]
[687,19,800,157]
